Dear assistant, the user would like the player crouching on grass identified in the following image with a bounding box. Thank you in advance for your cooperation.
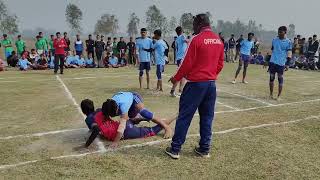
[269,26,292,100]
[79,99,176,149]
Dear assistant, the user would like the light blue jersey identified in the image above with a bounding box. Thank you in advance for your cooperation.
[136,37,153,62]
[66,56,75,65]
[112,92,134,115]
[77,58,85,66]
[109,57,118,65]
[86,58,94,65]
[240,39,254,55]
[153,39,167,65]
[18,59,30,70]
[175,34,187,60]
[270,37,292,66]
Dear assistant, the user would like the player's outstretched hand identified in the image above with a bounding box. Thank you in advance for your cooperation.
[168,77,177,85]
[163,127,173,139]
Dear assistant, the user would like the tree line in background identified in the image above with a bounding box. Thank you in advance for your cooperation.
[0,0,296,43]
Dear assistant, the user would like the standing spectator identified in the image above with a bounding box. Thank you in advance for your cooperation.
[15,35,26,57]
[165,14,224,159]
[127,37,136,65]
[38,32,49,56]
[112,37,119,57]
[49,35,55,56]
[135,28,153,89]
[64,32,71,53]
[117,37,127,59]
[85,34,95,59]
[152,29,167,91]
[228,34,236,62]
[94,35,105,68]
[224,40,229,61]
[302,38,308,55]
[235,34,244,61]
[35,35,45,55]
[307,35,319,58]
[252,38,260,56]
[171,36,177,64]
[53,32,67,74]
[292,38,301,67]
[1,34,14,60]
[105,37,113,53]
[75,34,84,56]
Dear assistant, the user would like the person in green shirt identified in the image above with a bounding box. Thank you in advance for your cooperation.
[39,32,49,56]
[49,34,55,56]
[1,34,14,59]
[112,37,119,56]
[35,35,45,55]
[15,35,26,56]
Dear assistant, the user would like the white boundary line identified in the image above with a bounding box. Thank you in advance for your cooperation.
[0,114,319,170]
[216,101,240,110]
[56,75,107,153]
[1,98,320,141]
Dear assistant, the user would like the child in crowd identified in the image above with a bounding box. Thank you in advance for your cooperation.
[18,54,33,71]
[65,52,78,68]
[108,53,119,68]
[255,52,265,65]
[34,54,48,70]
[85,53,96,68]
[77,54,86,68]
[0,58,4,71]
[7,51,19,67]
[103,52,111,67]
[29,49,39,64]
[79,98,175,149]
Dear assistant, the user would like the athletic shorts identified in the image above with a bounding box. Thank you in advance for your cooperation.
[176,59,182,67]
[128,92,143,119]
[123,119,162,140]
[5,50,12,59]
[240,54,251,62]
[156,64,164,80]
[269,62,285,75]
[139,62,151,71]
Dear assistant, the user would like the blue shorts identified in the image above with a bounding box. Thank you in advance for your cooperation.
[128,92,143,118]
[5,50,12,59]
[269,62,285,75]
[139,62,151,71]
[156,64,164,80]
[240,54,251,62]
[176,59,182,67]
[123,119,162,140]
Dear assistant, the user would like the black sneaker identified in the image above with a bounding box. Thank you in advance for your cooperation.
[194,147,210,158]
[60,72,64,75]
[165,147,180,159]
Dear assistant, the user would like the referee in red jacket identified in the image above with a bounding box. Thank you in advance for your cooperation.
[165,14,224,159]
[53,32,67,74]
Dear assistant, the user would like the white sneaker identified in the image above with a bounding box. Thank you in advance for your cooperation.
[242,81,248,84]
[231,80,236,84]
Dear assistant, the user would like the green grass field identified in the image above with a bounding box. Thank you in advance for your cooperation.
[0,64,319,179]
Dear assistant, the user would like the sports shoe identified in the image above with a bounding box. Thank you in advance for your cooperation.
[165,147,180,159]
[231,80,236,84]
[194,147,210,158]
[242,81,248,84]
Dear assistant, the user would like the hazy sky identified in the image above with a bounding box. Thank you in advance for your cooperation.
[4,0,320,36]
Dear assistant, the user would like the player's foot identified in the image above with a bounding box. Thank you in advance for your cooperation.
[159,89,163,92]
[194,147,210,158]
[269,95,274,100]
[165,147,180,159]
[60,72,64,75]
[242,80,248,84]
[276,96,281,101]
[170,90,176,97]
[231,80,236,84]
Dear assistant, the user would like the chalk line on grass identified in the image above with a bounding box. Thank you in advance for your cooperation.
[56,75,107,153]
[1,114,319,170]
[216,101,239,110]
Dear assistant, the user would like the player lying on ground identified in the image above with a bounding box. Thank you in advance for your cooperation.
[80,95,175,148]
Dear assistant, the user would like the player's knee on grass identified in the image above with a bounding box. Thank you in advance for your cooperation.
[270,73,275,83]
[139,108,154,121]
[278,75,284,86]
[139,70,144,77]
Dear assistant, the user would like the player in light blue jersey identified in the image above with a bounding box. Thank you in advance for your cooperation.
[269,26,292,100]
[152,29,167,91]
[135,28,153,89]
[232,32,254,84]
[170,26,188,97]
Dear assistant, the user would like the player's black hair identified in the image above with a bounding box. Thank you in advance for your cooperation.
[248,32,254,37]
[88,34,92,36]
[17,35,21,38]
[64,32,67,35]
[108,37,111,40]
[38,32,42,35]
[3,34,7,37]
[56,32,61,36]
[175,26,183,34]
[102,99,118,117]
[154,29,162,37]
[278,26,287,32]
[313,34,317,38]
[141,28,147,32]
[80,99,95,116]
[193,14,211,28]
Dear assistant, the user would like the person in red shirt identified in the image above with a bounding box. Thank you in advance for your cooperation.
[165,14,224,159]
[53,32,67,74]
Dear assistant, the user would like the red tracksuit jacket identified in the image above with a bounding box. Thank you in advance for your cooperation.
[173,27,224,82]
[53,38,67,55]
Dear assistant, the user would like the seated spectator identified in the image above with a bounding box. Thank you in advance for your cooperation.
[34,54,48,70]
[85,53,96,68]
[77,54,86,68]
[103,52,111,67]
[18,54,33,71]
[65,52,78,68]
[295,55,307,69]
[108,54,119,68]
[29,49,39,64]
[7,51,19,67]
[48,55,55,69]
[0,58,4,71]
[263,53,271,69]
[255,52,264,65]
